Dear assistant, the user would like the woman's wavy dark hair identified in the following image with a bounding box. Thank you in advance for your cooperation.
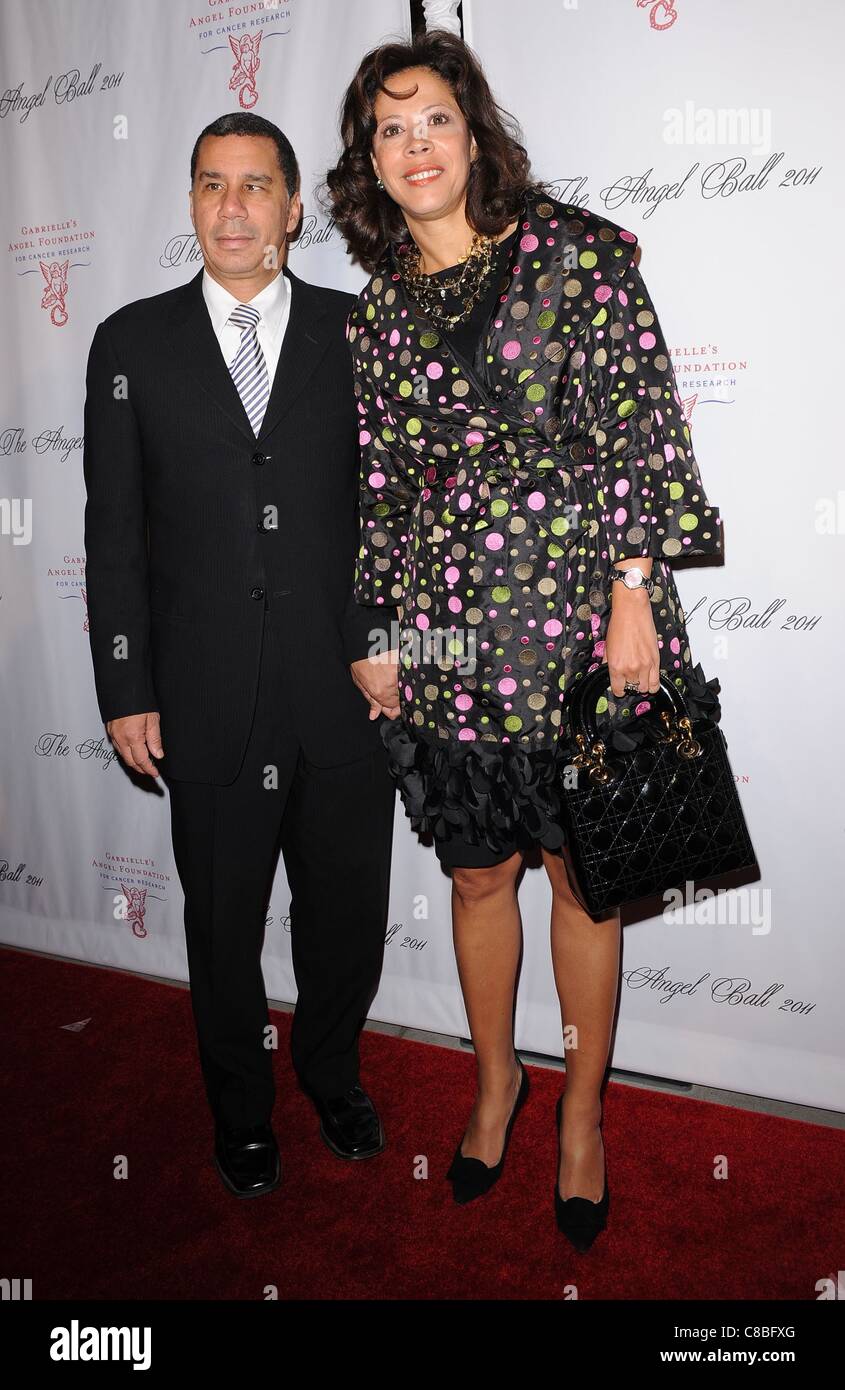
[321,28,549,273]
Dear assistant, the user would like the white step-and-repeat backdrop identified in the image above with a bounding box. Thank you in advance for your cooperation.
[2,0,842,1110]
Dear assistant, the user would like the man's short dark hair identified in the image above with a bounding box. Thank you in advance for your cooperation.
[190,112,300,195]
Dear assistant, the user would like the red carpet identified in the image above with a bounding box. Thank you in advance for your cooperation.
[1,946,841,1300]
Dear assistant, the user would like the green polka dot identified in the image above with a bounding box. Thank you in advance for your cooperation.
[550,517,569,535]
[617,399,636,418]
[491,585,511,602]
[579,250,598,269]
[595,695,608,715]
[679,513,699,530]
[525,383,546,401]
[591,306,608,327]
[398,380,413,397]
[537,310,556,329]
[420,332,439,348]
[406,418,422,435]
[365,304,375,320]
[669,481,685,500]
[548,542,565,557]
[504,715,523,732]
[491,499,509,517]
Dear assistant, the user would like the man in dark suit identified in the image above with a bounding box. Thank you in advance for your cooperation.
[82,112,401,1198]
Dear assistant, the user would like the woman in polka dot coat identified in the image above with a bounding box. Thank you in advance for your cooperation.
[327,31,723,1227]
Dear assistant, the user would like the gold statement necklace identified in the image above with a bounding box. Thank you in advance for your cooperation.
[399,230,500,330]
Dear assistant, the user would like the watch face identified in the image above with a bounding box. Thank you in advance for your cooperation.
[624,569,642,587]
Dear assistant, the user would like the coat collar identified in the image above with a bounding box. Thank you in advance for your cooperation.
[166,261,330,445]
[367,187,639,412]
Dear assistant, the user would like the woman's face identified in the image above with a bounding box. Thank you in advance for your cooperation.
[370,66,477,224]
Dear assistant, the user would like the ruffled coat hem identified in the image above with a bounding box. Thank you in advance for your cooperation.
[379,662,723,856]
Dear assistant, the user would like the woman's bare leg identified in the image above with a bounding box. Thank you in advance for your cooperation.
[543,847,620,1200]
[450,851,524,1166]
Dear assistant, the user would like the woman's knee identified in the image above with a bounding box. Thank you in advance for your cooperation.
[451,851,522,903]
[542,847,580,902]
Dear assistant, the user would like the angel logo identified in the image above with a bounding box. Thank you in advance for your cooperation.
[681,390,698,423]
[119,883,148,940]
[40,259,69,326]
[228,32,262,109]
[637,0,679,29]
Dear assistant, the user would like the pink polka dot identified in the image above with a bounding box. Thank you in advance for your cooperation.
[498,677,517,695]
[520,233,539,252]
[614,479,630,496]
[639,331,656,350]
[485,532,505,550]
[543,618,563,637]
[455,693,473,711]
[594,285,612,303]
[670,637,681,653]
[444,566,460,583]
[526,491,546,510]
[458,493,472,511]
[415,613,429,630]
[389,329,400,346]
[448,596,462,613]
[620,229,637,243]
[368,471,385,488]
[614,506,628,525]
[404,685,413,700]
[502,341,521,360]
[426,361,443,379]
[359,429,372,446]
[663,443,676,462]
[466,430,484,446]
[458,728,477,741]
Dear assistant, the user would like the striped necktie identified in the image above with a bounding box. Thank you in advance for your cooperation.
[227,302,269,436]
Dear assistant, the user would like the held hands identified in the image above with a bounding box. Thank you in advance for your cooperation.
[350,647,401,720]
[604,585,661,698]
[107,712,164,778]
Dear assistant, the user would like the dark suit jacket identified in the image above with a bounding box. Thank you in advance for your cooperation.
[82,263,401,783]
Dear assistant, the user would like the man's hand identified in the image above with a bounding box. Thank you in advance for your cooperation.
[106,711,164,777]
[349,648,401,720]
[604,587,660,698]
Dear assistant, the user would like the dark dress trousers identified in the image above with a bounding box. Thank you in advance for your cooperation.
[82,262,401,1126]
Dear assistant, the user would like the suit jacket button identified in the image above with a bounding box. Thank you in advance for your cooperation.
[250,586,265,601]
[252,452,267,466]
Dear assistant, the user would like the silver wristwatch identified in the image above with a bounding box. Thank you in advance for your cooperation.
[609,565,655,597]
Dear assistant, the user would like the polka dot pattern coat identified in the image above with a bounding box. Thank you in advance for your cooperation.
[346,187,724,855]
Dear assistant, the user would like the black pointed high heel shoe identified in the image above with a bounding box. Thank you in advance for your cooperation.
[554,1093,609,1250]
[446,1061,530,1205]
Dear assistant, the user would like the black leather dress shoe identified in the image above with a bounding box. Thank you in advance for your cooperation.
[313,1083,385,1159]
[213,1122,281,1198]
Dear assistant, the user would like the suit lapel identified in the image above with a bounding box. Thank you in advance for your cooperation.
[166,263,331,446]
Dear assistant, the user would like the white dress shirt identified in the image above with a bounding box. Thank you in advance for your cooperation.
[201,265,291,387]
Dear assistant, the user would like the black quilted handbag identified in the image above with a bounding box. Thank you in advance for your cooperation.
[557,666,757,916]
